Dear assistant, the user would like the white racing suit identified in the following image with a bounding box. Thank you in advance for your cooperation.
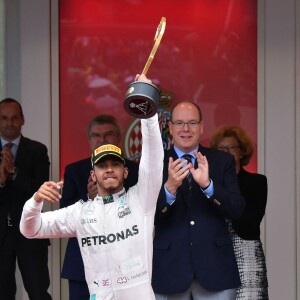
[20,115,163,300]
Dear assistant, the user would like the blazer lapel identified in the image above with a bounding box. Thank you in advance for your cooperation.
[14,136,27,166]
[168,147,178,161]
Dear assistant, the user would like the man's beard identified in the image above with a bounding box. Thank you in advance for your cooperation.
[95,177,123,195]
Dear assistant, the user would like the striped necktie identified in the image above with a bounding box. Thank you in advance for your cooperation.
[4,143,15,161]
[182,154,193,190]
[5,143,14,149]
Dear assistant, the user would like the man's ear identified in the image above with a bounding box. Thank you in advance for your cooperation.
[90,170,96,182]
[123,167,129,180]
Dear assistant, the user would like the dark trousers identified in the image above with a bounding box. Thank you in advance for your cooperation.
[68,279,90,300]
[0,227,52,300]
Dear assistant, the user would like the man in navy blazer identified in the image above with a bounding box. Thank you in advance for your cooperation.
[0,98,51,299]
[152,102,245,300]
[60,114,139,300]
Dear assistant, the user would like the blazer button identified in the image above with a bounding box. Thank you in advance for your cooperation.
[190,220,195,225]
[213,199,221,206]
[162,207,168,213]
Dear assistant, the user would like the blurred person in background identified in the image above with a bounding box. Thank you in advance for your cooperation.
[0,98,51,300]
[210,125,268,300]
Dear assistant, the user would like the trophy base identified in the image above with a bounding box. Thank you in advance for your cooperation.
[124,81,160,119]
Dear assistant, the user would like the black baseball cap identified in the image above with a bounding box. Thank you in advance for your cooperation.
[91,143,125,167]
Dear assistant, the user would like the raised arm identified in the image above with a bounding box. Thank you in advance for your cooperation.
[20,181,77,239]
[137,113,164,214]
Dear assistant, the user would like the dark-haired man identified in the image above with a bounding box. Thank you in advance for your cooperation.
[20,74,164,300]
[0,98,51,299]
[60,114,139,299]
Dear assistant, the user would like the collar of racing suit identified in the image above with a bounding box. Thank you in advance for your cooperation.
[94,188,126,205]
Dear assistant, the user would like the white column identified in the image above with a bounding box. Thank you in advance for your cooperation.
[263,0,298,299]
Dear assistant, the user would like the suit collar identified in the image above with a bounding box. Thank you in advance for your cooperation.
[14,136,27,165]
[0,135,22,149]
[169,145,204,157]
[1,135,21,145]
[173,145,198,159]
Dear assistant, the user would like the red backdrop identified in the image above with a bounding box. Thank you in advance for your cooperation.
[59,0,257,177]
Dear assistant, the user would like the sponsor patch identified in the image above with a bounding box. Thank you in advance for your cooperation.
[103,195,114,204]
[118,198,131,218]
[81,225,139,247]
[102,279,110,286]
[81,218,97,225]
[84,203,95,215]
[117,277,128,284]
[121,256,143,274]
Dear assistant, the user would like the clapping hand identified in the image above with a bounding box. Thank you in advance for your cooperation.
[190,150,210,189]
[165,157,191,195]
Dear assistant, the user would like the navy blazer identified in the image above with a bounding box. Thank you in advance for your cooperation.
[60,157,139,281]
[152,145,245,293]
[0,136,50,248]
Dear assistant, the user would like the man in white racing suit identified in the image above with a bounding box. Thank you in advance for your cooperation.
[20,74,164,300]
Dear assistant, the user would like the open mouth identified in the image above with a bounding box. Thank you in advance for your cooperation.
[180,135,192,140]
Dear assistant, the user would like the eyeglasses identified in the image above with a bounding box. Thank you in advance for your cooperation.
[217,145,240,153]
[89,132,116,139]
[171,121,200,128]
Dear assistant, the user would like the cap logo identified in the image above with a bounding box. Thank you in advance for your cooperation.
[92,143,125,166]
[94,144,122,156]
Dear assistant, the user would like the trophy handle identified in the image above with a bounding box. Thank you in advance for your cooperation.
[124,17,166,118]
[142,17,166,75]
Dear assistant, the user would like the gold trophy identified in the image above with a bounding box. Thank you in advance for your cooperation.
[124,17,166,118]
